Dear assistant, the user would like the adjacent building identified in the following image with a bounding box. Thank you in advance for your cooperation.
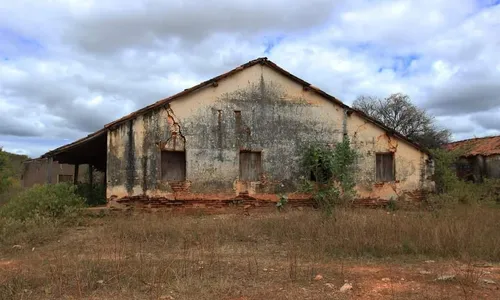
[22,158,78,188]
[40,58,434,208]
[445,136,500,182]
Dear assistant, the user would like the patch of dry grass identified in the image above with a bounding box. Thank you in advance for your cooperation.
[1,206,500,299]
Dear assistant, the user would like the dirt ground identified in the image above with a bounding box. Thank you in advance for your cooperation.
[1,211,499,299]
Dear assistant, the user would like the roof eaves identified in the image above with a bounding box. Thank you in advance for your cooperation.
[41,128,107,158]
[43,57,430,158]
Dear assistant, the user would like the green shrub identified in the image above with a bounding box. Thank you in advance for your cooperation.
[386,198,398,211]
[276,194,288,211]
[0,148,11,194]
[301,143,335,184]
[427,178,500,208]
[430,148,463,194]
[301,138,358,213]
[76,182,107,206]
[481,178,500,203]
[0,183,85,221]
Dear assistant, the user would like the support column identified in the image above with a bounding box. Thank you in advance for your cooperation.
[46,157,53,184]
[88,164,93,189]
[73,164,79,185]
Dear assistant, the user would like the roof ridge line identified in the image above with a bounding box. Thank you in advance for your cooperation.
[42,56,430,158]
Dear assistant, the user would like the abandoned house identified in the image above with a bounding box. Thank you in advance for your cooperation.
[445,135,500,182]
[40,57,434,208]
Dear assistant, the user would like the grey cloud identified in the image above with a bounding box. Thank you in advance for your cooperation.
[424,79,500,115]
[1,0,500,157]
[453,129,500,141]
[471,111,500,131]
[435,116,476,135]
[64,0,338,54]
[0,117,43,137]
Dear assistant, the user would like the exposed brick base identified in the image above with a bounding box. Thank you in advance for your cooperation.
[110,194,314,211]
[108,190,430,212]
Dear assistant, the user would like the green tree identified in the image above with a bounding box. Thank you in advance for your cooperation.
[0,148,12,194]
[353,93,450,149]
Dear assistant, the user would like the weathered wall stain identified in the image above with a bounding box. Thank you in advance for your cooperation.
[106,63,432,207]
[124,120,135,194]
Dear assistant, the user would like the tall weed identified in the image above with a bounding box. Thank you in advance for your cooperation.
[0,183,85,221]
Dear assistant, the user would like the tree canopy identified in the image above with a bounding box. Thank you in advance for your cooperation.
[0,148,11,194]
[353,93,450,149]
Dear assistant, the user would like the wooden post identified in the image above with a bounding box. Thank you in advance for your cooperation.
[88,164,93,189]
[46,157,53,184]
[73,164,79,185]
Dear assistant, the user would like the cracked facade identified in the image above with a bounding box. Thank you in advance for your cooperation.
[103,59,434,208]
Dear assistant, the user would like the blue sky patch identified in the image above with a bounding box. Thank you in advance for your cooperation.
[0,27,43,57]
[376,54,420,76]
[477,0,500,8]
[263,35,285,54]
[391,54,420,76]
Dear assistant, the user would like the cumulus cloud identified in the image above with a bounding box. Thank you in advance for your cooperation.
[1,0,500,157]
[65,0,339,54]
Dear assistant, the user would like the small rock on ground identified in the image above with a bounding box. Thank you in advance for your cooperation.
[381,278,390,282]
[474,263,494,268]
[314,274,323,281]
[436,275,456,281]
[419,270,432,275]
[340,283,353,292]
[325,283,335,289]
[482,279,496,285]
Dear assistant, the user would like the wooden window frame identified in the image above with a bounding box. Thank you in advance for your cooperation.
[57,174,74,183]
[375,152,395,182]
[239,150,262,182]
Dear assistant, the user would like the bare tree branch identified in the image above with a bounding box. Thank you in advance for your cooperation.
[352,93,450,149]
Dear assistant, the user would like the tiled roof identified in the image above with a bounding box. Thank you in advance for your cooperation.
[445,135,500,156]
[43,57,430,158]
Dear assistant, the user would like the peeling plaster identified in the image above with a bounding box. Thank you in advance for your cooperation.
[105,63,433,208]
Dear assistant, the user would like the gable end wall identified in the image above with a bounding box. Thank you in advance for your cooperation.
[106,64,432,206]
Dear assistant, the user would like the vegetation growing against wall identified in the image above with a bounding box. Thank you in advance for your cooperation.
[431,148,463,194]
[301,138,357,213]
[76,167,107,206]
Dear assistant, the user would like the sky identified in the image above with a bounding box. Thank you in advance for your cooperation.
[1,0,500,157]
